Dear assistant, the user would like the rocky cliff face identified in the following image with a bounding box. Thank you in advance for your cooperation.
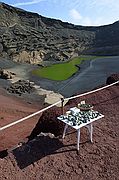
[0,3,119,64]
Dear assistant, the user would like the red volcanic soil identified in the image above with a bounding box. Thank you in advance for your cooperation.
[0,85,119,180]
[0,88,43,151]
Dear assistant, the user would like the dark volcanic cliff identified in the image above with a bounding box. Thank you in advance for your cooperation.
[0,2,119,64]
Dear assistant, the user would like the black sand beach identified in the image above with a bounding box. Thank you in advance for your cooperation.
[0,56,119,99]
[30,56,119,97]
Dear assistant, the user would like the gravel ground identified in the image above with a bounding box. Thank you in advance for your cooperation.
[0,87,43,151]
[0,57,119,179]
[0,85,119,180]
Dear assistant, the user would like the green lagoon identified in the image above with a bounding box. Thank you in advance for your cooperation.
[32,56,97,81]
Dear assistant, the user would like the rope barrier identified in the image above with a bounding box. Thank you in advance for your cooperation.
[0,81,119,131]
[0,100,61,131]
[64,81,119,101]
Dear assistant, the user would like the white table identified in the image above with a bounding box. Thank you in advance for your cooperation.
[57,107,104,152]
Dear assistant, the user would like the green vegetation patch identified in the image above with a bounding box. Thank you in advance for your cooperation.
[32,56,97,81]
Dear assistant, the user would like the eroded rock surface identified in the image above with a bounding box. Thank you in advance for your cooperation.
[1,3,119,64]
[0,68,15,79]
[6,80,34,95]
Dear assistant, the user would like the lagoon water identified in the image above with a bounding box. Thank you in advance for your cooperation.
[31,56,119,97]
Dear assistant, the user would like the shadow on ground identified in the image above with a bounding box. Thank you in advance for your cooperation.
[13,136,65,169]
[0,149,8,159]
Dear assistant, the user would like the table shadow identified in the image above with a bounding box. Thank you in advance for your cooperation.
[12,136,73,169]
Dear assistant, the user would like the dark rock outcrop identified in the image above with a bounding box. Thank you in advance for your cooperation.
[7,80,34,95]
[28,106,64,140]
[106,74,119,85]
[0,68,15,79]
[0,3,119,64]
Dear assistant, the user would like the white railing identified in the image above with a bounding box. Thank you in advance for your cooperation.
[0,81,119,131]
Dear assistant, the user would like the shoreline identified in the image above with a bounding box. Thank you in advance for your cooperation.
[0,56,119,103]
[0,58,64,106]
[29,58,93,92]
[30,56,119,97]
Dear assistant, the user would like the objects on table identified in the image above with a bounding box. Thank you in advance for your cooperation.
[78,101,93,111]
[59,106,102,126]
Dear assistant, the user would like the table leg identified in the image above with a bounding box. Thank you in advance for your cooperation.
[86,123,93,143]
[62,124,68,139]
[77,129,80,152]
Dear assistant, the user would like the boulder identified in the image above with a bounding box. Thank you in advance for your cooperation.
[0,69,15,79]
[106,74,119,85]
[13,50,44,64]
[28,106,64,140]
[7,80,34,95]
